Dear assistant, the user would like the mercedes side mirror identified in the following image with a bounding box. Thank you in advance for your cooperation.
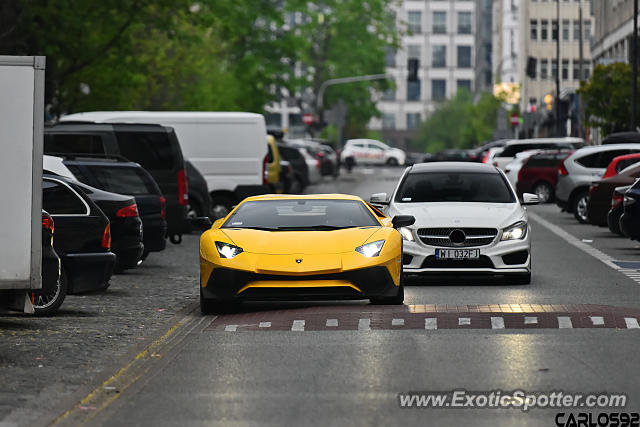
[521,193,540,205]
[370,192,389,205]
[392,215,415,229]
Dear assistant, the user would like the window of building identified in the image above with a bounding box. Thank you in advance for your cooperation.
[433,11,447,34]
[458,12,472,34]
[407,80,421,101]
[385,47,396,67]
[457,79,472,92]
[382,113,396,129]
[552,20,558,41]
[381,81,395,101]
[432,45,446,67]
[584,20,592,42]
[541,20,548,41]
[573,59,580,81]
[408,11,422,34]
[541,59,548,79]
[432,79,446,101]
[457,46,472,68]
[552,59,558,79]
[530,20,538,41]
[408,44,421,61]
[562,19,570,41]
[583,60,591,79]
[573,20,580,40]
[562,59,569,80]
[406,113,421,130]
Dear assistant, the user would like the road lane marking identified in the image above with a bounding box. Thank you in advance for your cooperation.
[358,319,371,331]
[326,319,338,327]
[625,318,640,329]
[491,317,505,329]
[259,322,271,328]
[558,317,573,328]
[291,320,305,331]
[224,325,237,332]
[425,318,437,330]
[392,318,404,326]
[524,316,538,325]
[590,316,604,326]
[458,317,471,326]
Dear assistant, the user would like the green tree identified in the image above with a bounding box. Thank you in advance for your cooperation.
[414,91,501,152]
[578,62,640,135]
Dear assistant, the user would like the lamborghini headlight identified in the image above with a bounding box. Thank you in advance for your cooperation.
[500,221,528,241]
[355,240,385,257]
[215,241,244,259]
[399,227,414,241]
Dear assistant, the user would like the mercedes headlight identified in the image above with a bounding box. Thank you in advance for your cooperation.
[500,221,527,241]
[355,240,385,257]
[215,241,244,259]
[399,227,414,242]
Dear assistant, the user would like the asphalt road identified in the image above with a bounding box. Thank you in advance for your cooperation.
[3,166,640,427]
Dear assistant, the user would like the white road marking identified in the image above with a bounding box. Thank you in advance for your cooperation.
[358,318,371,331]
[524,316,538,325]
[392,318,405,326]
[259,322,271,328]
[558,316,573,328]
[425,318,437,330]
[224,325,237,332]
[458,317,471,326]
[326,319,338,327]
[491,317,505,329]
[625,318,640,329]
[291,320,305,331]
[581,239,593,243]
[590,316,605,326]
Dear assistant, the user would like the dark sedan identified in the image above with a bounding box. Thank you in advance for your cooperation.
[42,175,116,295]
[31,211,63,316]
[620,180,640,240]
[607,185,631,236]
[277,143,310,192]
[587,164,640,226]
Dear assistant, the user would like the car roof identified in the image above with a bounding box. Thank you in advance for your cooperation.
[60,111,263,124]
[242,193,365,202]
[571,143,640,157]
[503,137,584,146]
[409,162,501,174]
[47,122,167,131]
[346,139,386,144]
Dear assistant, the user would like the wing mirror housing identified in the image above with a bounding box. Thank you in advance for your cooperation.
[370,192,389,205]
[392,215,415,229]
[521,193,540,205]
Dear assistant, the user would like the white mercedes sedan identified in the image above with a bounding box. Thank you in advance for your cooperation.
[370,162,538,284]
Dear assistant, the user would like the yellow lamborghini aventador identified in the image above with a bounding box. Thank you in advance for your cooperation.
[199,194,415,313]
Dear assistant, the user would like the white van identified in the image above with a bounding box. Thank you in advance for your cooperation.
[60,111,269,217]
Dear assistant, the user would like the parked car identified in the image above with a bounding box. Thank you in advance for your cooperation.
[185,160,211,219]
[491,138,584,170]
[602,132,640,144]
[620,179,640,239]
[587,164,640,226]
[277,142,310,191]
[278,160,297,193]
[59,111,270,220]
[318,143,339,177]
[556,144,640,223]
[468,140,508,163]
[515,150,574,203]
[608,185,632,236]
[42,175,116,297]
[31,211,63,316]
[44,122,188,243]
[601,153,640,179]
[341,139,406,168]
[427,149,470,163]
[44,155,167,261]
[287,139,336,178]
[504,150,541,189]
[266,135,283,193]
[370,162,538,284]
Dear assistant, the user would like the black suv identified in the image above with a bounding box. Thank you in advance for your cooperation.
[44,123,188,243]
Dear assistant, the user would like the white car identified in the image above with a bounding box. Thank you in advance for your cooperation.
[341,139,405,166]
[370,162,538,284]
[504,150,541,188]
[492,137,584,170]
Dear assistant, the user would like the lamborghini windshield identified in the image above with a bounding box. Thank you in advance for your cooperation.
[222,199,380,230]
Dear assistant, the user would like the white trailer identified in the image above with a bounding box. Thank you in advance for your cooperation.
[0,56,46,313]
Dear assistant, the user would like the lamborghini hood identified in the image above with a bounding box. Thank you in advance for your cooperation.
[220,227,382,254]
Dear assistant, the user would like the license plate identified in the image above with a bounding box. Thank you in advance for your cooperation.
[435,249,480,260]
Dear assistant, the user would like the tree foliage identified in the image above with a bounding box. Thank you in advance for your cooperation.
[578,62,640,135]
[414,91,501,152]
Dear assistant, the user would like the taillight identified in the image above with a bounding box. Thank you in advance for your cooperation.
[482,151,490,164]
[263,154,269,185]
[41,216,54,233]
[160,196,166,220]
[558,156,570,176]
[116,204,139,218]
[102,224,111,249]
[612,193,624,208]
[177,169,188,206]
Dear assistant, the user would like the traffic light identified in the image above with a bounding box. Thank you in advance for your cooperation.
[526,57,537,79]
[408,58,419,81]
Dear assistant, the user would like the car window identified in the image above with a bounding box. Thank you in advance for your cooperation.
[352,143,366,149]
[526,154,558,168]
[500,144,532,157]
[115,131,175,170]
[85,165,157,195]
[597,150,631,168]
[617,158,640,173]
[267,144,274,163]
[575,152,599,168]
[42,179,88,215]
[369,144,384,151]
[222,199,380,229]
[44,133,105,155]
[395,172,516,203]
